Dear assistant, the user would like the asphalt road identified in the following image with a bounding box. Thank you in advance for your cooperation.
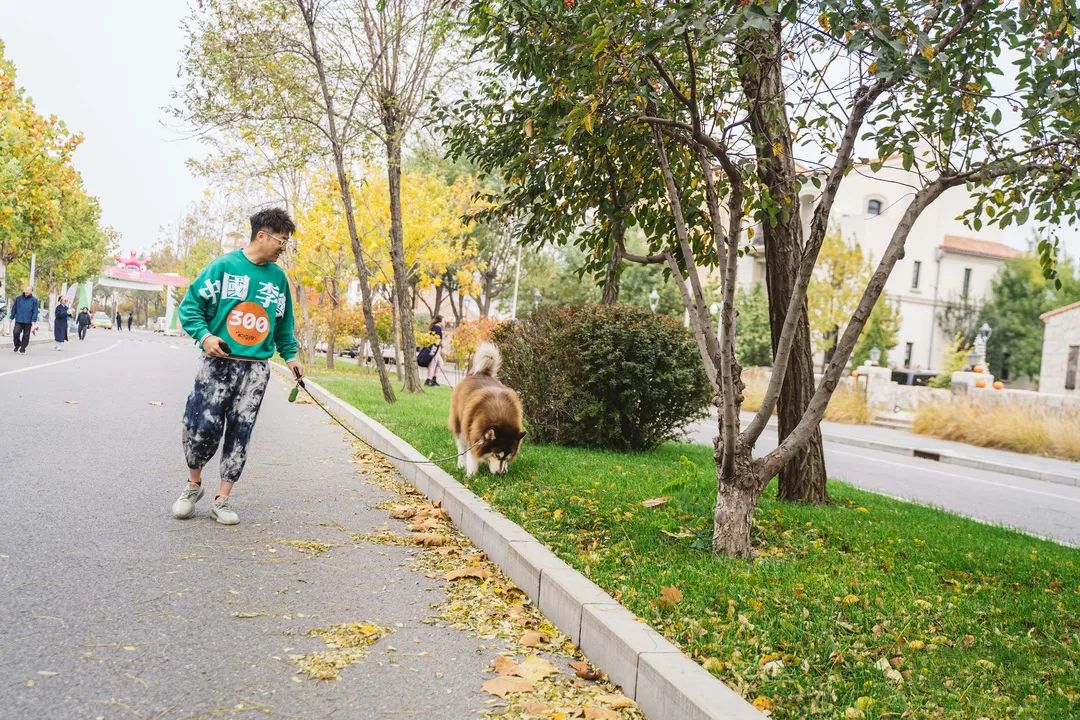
[685,416,1080,547]
[0,331,505,719]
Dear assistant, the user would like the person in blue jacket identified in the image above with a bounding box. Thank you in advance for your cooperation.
[9,286,39,354]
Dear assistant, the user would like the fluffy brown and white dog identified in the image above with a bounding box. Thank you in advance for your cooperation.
[449,343,525,476]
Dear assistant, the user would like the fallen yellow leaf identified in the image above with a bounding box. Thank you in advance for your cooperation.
[512,655,558,681]
[518,630,549,648]
[522,700,548,716]
[492,655,518,676]
[481,675,535,698]
[641,496,670,508]
[657,585,683,609]
[444,566,493,582]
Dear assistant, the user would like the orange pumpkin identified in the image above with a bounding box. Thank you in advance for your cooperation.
[975,378,987,389]
[993,381,1004,390]
[973,364,985,373]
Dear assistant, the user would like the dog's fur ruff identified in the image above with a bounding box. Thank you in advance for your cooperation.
[449,343,525,476]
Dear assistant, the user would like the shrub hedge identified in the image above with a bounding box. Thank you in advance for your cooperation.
[491,304,712,450]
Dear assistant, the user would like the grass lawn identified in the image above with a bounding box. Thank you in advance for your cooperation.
[310,366,1079,720]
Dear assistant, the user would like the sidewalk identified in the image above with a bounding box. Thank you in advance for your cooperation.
[690,413,1080,487]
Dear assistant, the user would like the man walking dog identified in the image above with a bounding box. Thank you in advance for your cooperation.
[171,208,302,525]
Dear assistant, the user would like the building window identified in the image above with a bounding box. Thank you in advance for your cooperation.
[962,267,972,297]
[867,198,883,216]
[904,342,914,368]
[911,260,922,290]
[1067,346,1079,391]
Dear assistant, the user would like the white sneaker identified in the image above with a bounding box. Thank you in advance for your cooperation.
[171,483,204,519]
[210,497,240,525]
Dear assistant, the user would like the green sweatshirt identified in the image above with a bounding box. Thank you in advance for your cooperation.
[178,249,298,361]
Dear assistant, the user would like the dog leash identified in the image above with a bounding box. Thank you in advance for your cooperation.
[287,369,480,465]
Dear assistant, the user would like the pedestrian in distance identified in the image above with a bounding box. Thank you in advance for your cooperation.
[172,207,302,526]
[9,286,39,354]
[115,312,122,331]
[76,307,91,340]
[127,313,133,331]
[54,296,70,351]
[423,314,445,387]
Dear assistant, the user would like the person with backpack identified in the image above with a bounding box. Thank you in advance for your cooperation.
[422,315,444,387]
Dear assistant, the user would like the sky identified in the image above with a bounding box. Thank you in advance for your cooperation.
[0,0,207,255]
[0,1,1077,260]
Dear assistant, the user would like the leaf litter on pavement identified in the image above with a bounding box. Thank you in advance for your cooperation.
[348,446,644,720]
[291,622,392,681]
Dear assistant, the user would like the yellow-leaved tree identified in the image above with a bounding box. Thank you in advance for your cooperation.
[808,230,872,371]
[0,40,101,295]
[294,175,357,368]
[351,169,472,366]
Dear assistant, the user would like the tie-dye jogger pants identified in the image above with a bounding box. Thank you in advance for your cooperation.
[182,356,271,483]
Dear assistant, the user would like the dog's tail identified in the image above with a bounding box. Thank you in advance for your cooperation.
[471,342,501,377]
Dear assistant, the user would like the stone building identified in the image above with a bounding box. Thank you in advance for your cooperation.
[1039,301,1080,395]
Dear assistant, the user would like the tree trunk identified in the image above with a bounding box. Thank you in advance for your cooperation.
[433,284,444,317]
[712,450,761,558]
[392,289,403,381]
[739,26,828,504]
[386,134,423,392]
[600,222,623,305]
[326,330,336,370]
[299,2,394,403]
[295,282,314,365]
[448,287,462,324]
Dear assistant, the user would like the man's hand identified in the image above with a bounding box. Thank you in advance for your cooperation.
[203,334,230,358]
[287,360,304,380]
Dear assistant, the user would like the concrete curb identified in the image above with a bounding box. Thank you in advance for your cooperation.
[746,416,1079,488]
[273,364,765,720]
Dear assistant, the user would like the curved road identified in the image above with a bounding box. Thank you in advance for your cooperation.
[685,416,1080,547]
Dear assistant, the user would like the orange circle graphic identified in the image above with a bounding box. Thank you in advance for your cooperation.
[226,301,270,347]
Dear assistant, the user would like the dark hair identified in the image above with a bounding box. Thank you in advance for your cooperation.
[249,207,296,242]
[430,314,443,330]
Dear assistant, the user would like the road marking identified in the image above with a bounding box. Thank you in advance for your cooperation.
[0,340,121,378]
[829,448,1080,504]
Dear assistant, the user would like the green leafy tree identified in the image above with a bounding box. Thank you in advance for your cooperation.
[809,231,872,368]
[443,0,1080,556]
[981,255,1080,381]
[852,298,902,369]
[736,284,772,368]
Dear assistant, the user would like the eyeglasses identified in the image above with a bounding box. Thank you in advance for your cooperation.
[261,230,290,247]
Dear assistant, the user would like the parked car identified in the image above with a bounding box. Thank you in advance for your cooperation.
[91,311,113,329]
[891,369,938,386]
[337,342,396,364]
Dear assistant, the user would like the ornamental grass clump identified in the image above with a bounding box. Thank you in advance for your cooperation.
[492,304,711,451]
[913,399,1080,461]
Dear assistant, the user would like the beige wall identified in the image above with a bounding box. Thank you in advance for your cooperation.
[1040,308,1080,395]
